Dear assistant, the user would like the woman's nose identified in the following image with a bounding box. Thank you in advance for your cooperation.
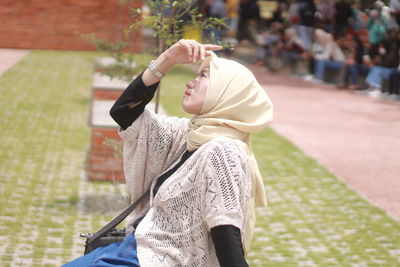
[186,80,194,88]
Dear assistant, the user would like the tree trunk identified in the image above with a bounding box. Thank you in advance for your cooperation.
[155,38,166,114]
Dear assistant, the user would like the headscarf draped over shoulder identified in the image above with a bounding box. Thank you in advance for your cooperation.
[187,52,273,254]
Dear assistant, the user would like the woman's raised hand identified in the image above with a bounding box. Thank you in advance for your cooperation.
[142,40,222,86]
[164,39,223,65]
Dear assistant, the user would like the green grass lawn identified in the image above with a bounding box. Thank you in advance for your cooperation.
[0,50,399,266]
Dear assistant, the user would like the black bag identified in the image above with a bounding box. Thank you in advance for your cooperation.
[81,228,126,255]
[80,190,150,255]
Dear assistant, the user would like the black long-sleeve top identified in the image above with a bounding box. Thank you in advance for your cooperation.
[109,73,249,267]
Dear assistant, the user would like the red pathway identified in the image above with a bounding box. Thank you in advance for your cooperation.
[0,49,29,74]
[249,64,400,220]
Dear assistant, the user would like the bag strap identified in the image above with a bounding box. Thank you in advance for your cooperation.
[88,150,195,244]
[88,189,150,243]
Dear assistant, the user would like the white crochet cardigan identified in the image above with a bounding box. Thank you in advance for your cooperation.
[119,109,251,267]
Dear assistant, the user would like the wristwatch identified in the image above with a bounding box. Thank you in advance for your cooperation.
[147,60,165,79]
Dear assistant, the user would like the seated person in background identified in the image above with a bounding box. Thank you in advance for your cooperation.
[255,22,284,66]
[364,29,400,97]
[338,34,370,90]
[388,65,400,100]
[282,28,307,68]
[309,29,345,83]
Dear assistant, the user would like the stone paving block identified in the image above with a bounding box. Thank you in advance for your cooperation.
[92,72,132,91]
[91,100,118,128]
[94,57,137,69]
[91,101,165,128]
[2,50,400,267]
[93,57,137,74]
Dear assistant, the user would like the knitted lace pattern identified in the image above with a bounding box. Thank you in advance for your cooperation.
[119,109,251,266]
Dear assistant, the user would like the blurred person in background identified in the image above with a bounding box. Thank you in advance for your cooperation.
[363,29,400,97]
[389,0,400,29]
[288,0,300,26]
[237,0,260,43]
[387,63,400,100]
[203,0,227,43]
[338,34,370,90]
[225,0,240,37]
[308,29,345,83]
[270,1,286,25]
[281,27,306,69]
[348,0,368,34]
[316,0,336,33]
[374,0,391,25]
[367,7,388,45]
[255,22,285,70]
[297,0,316,51]
[334,0,353,37]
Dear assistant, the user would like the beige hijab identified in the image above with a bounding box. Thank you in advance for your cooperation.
[187,52,273,254]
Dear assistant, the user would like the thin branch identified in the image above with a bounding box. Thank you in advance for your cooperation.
[168,0,175,41]
[176,0,199,19]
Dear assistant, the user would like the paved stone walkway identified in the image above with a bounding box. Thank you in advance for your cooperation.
[1,48,399,266]
[2,49,399,221]
[248,64,400,220]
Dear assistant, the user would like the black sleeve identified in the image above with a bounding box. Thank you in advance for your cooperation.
[109,72,159,130]
[211,225,249,267]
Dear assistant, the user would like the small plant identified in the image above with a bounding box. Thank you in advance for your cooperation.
[82,0,232,112]
[81,33,146,82]
[104,137,123,159]
[82,1,233,195]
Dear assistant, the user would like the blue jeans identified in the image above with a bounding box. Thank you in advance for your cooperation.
[282,51,301,66]
[343,63,370,85]
[62,233,140,267]
[366,66,396,89]
[314,60,344,80]
[298,25,314,52]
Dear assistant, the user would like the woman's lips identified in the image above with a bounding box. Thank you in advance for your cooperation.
[184,90,191,96]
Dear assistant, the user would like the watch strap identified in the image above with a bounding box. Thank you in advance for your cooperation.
[147,60,165,79]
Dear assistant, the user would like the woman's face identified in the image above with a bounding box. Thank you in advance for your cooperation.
[182,67,209,114]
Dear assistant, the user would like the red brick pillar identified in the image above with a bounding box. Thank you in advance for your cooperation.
[87,58,136,182]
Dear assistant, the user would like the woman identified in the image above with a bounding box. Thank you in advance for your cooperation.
[297,0,316,51]
[367,8,387,46]
[63,39,273,266]
[282,27,306,68]
[364,30,400,97]
[311,29,345,83]
[338,34,370,90]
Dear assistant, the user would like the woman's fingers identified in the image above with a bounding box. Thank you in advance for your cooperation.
[191,42,200,63]
[203,44,223,51]
[186,40,205,62]
[179,40,193,61]
[200,45,206,60]
[173,39,223,63]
